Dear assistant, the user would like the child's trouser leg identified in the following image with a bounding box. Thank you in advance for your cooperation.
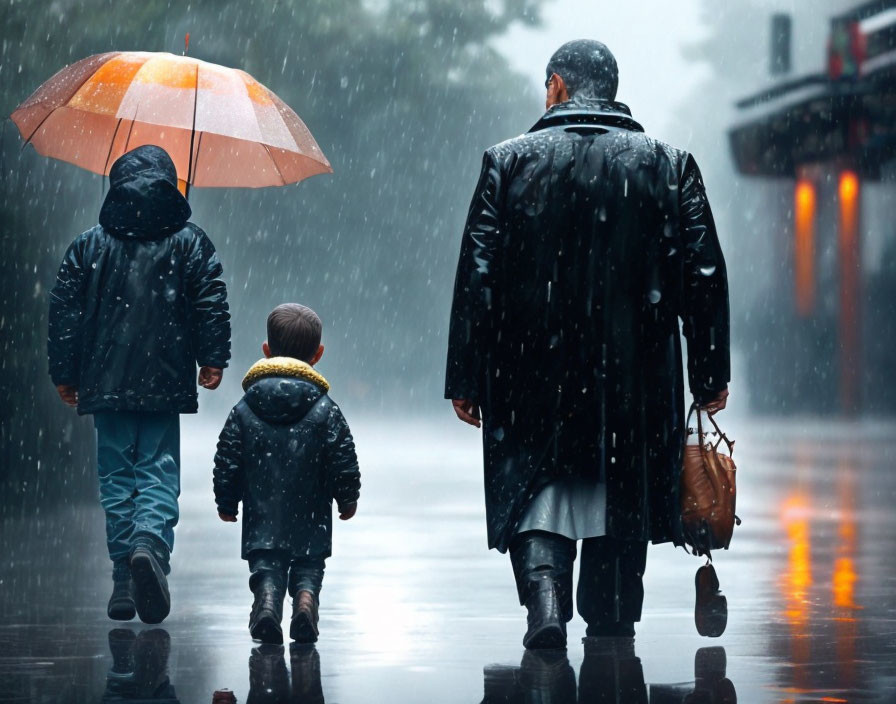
[248,550,290,589]
[288,557,326,598]
[94,412,139,564]
[131,413,180,573]
[248,550,289,644]
[289,557,325,643]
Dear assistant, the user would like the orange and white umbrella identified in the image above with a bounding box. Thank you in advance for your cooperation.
[11,51,332,191]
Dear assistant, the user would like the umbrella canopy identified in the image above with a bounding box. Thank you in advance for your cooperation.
[11,51,332,189]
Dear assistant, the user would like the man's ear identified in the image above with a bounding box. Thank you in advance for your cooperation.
[546,72,569,108]
[262,341,272,358]
[309,344,324,366]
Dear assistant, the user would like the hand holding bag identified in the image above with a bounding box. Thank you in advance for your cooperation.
[680,403,739,559]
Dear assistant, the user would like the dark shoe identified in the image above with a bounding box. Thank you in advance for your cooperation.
[523,578,567,650]
[108,563,136,621]
[584,621,635,638]
[695,564,728,637]
[130,547,170,624]
[290,590,319,644]
[250,574,285,645]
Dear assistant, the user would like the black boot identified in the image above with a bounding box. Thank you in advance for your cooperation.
[129,546,170,624]
[510,531,575,651]
[250,573,285,645]
[290,590,319,644]
[522,577,567,650]
[108,562,136,621]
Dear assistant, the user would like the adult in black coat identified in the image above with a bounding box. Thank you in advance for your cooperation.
[47,145,230,625]
[445,40,730,648]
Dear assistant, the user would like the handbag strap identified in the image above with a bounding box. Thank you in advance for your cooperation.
[688,402,735,458]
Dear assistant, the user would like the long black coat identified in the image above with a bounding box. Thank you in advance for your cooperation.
[47,145,230,414]
[445,98,729,553]
[213,357,361,560]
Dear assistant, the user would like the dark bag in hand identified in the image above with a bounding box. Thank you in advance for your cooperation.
[680,404,739,559]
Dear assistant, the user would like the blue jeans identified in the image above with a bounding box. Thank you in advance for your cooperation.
[94,412,180,570]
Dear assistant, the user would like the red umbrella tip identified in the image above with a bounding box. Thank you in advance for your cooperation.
[184,33,190,56]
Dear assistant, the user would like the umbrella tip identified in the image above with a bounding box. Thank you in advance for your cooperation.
[183,33,190,56]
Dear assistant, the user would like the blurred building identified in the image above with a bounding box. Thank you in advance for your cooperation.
[729,0,896,415]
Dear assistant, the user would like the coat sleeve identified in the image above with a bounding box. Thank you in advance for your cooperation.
[445,149,504,401]
[678,154,730,405]
[47,237,88,386]
[213,408,244,516]
[185,226,231,369]
[324,402,360,511]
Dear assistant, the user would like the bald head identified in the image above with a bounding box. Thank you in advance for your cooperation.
[546,40,618,101]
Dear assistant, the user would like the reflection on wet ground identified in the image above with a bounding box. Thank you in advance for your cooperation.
[483,640,736,703]
[1,417,895,702]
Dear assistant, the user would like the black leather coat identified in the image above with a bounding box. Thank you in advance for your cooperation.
[445,99,730,552]
[47,146,230,414]
[213,359,361,560]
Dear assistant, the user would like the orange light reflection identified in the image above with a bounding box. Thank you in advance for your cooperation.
[780,492,812,668]
[794,180,816,316]
[838,170,861,413]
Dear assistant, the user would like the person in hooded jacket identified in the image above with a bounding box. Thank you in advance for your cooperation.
[446,40,730,649]
[214,303,360,645]
[48,144,231,625]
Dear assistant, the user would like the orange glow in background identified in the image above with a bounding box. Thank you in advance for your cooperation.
[794,180,816,316]
[838,170,861,414]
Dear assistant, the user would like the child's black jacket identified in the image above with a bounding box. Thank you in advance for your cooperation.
[47,145,230,414]
[213,357,361,560]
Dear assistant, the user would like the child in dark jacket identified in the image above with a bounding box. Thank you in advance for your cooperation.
[214,303,360,644]
[48,145,231,625]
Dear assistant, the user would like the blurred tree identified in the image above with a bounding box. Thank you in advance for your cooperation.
[0,0,543,507]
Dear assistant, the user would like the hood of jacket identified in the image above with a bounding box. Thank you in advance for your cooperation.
[99,145,192,239]
[530,96,644,134]
[242,357,330,425]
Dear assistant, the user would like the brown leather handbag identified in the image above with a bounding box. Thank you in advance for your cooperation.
[680,404,739,558]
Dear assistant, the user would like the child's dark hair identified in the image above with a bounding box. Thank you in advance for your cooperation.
[266,303,322,362]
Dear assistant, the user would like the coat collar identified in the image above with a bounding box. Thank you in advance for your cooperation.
[242,357,330,392]
[530,97,644,134]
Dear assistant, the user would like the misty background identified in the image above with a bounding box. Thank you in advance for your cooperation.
[2,0,892,508]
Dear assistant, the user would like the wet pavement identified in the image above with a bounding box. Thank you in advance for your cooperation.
[1,415,895,703]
